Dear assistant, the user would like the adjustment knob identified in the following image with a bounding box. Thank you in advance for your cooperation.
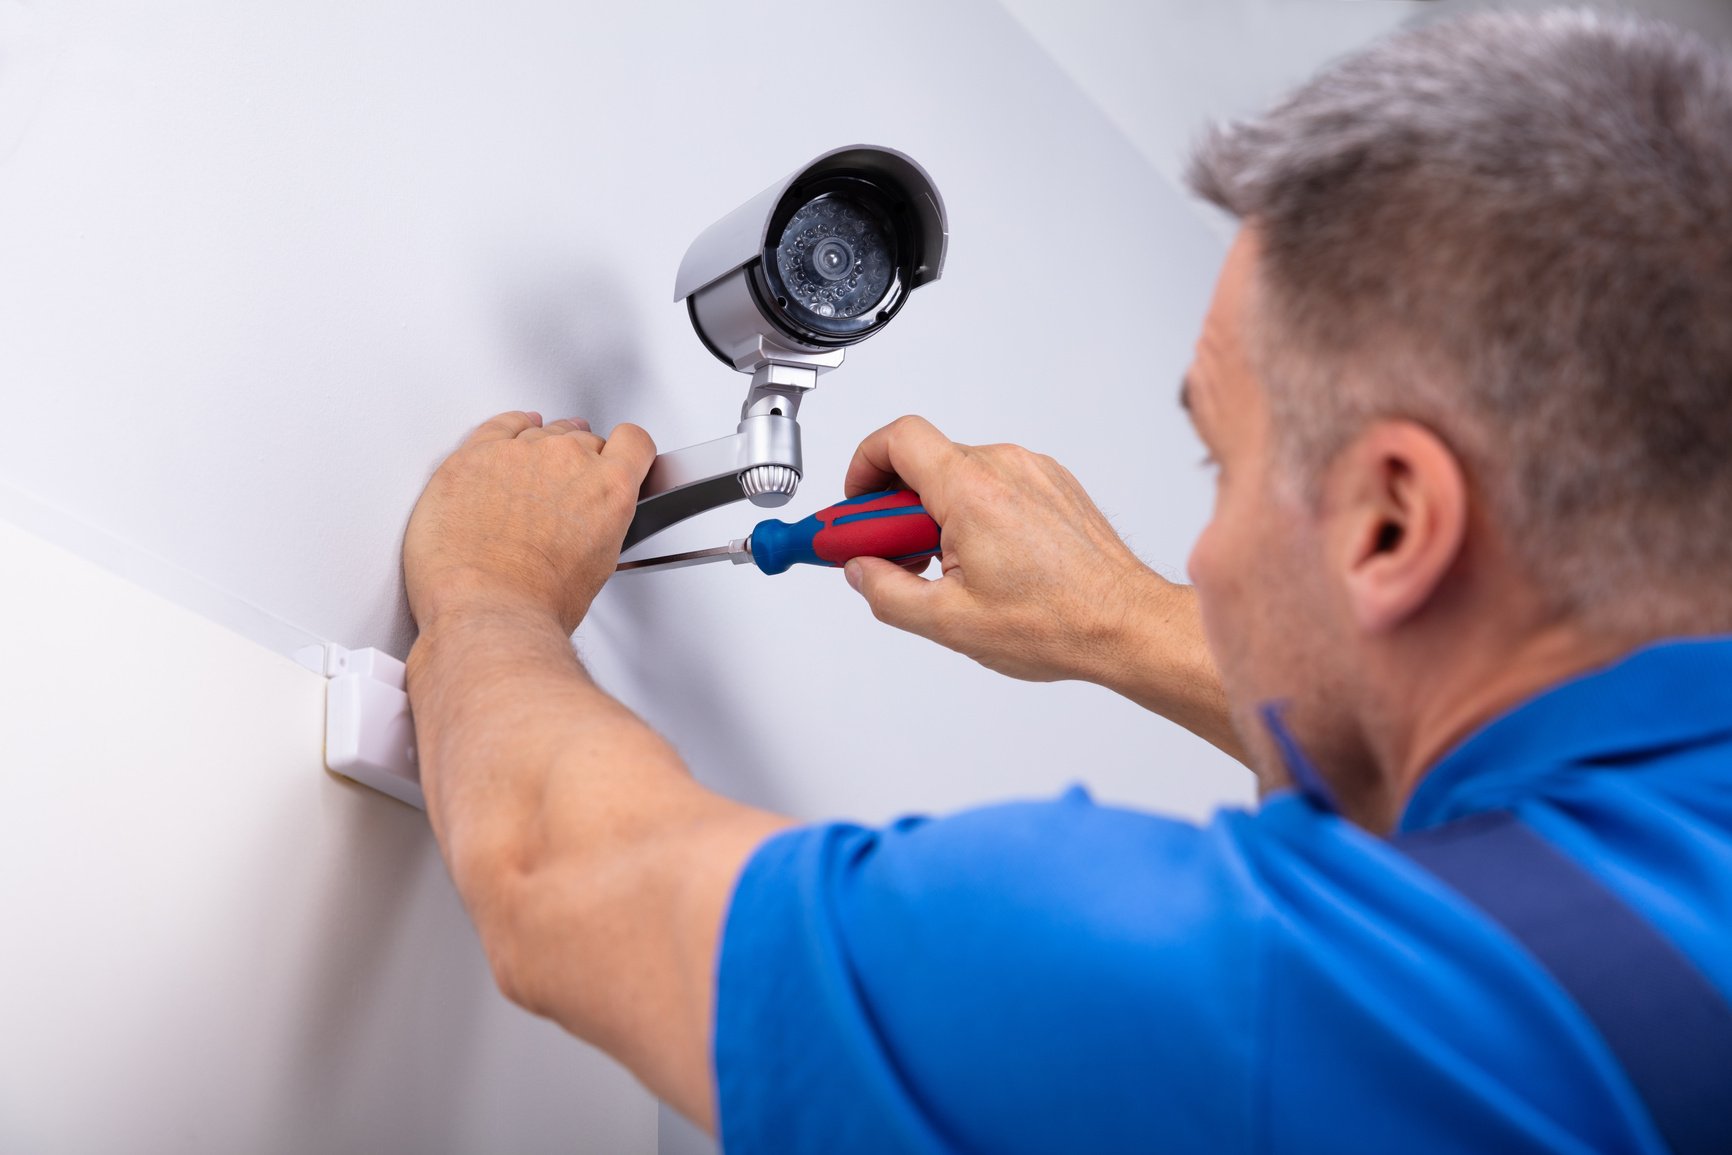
[739,464,800,508]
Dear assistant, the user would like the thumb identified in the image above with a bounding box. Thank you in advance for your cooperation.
[845,556,949,640]
[602,422,658,482]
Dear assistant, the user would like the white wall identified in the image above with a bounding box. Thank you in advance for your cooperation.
[0,0,1328,1149]
[997,0,1429,207]
[0,0,1253,790]
[0,517,657,1153]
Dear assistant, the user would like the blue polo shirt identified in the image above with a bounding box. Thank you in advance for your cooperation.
[712,637,1732,1153]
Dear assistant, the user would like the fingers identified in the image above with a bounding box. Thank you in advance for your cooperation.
[515,418,605,449]
[843,415,965,513]
[465,410,543,445]
[460,411,654,502]
[844,556,953,641]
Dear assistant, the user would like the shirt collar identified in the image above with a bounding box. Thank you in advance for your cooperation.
[1397,635,1732,833]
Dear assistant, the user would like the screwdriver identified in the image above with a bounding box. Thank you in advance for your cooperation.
[615,488,941,576]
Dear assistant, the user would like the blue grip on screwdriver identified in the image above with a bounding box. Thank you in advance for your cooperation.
[749,488,942,575]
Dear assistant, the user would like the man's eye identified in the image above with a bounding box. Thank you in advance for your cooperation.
[1198,453,1220,472]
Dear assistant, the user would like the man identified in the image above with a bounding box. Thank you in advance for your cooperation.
[401,10,1732,1153]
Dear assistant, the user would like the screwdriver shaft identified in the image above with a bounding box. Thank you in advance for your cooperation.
[615,541,749,573]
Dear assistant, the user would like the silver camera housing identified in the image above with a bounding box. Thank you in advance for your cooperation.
[622,145,947,552]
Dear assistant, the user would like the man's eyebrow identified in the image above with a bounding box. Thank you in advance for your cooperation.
[1179,373,1194,412]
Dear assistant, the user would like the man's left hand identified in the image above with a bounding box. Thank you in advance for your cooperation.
[404,411,657,635]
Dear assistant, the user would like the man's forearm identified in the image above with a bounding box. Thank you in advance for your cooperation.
[405,598,690,909]
[1088,573,1247,763]
[403,595,790,1124]
[395,414,798,1127]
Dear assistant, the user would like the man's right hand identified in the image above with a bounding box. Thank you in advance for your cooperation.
[840,415,1171,685]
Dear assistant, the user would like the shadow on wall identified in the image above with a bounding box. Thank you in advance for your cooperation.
[373,260,657,659]
[586,573,795,816]
[500,261,651,435]
[492,261,793,811]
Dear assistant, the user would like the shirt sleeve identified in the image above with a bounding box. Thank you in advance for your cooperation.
[712,786,1270,1155]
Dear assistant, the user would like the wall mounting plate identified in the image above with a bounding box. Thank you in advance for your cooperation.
[297,643,425,810]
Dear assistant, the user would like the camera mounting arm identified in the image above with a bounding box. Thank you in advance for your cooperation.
[622,360,837,552]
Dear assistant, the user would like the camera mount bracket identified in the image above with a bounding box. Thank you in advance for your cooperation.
[622,355,842,552]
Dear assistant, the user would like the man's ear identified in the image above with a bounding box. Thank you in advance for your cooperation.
[1327,420,1468,634]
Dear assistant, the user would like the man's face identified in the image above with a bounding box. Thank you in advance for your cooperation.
[1182,229,1359,793]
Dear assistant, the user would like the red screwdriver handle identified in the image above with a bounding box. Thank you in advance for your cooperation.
[748,488,942,575]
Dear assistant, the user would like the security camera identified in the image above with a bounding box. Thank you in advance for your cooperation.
[676,145,947,372]
[622,145,947,552]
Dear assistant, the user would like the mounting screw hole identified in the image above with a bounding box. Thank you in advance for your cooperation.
[777,296,789,309]
[771,407,783,416]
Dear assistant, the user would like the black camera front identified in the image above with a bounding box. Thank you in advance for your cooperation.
[773,194,894,325]
[757,179,912,346]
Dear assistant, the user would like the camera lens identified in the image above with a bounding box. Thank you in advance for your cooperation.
[772,195,893,322]
[811,238,854,282]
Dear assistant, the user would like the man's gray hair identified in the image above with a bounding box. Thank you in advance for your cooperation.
[1188,8,1732,632]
